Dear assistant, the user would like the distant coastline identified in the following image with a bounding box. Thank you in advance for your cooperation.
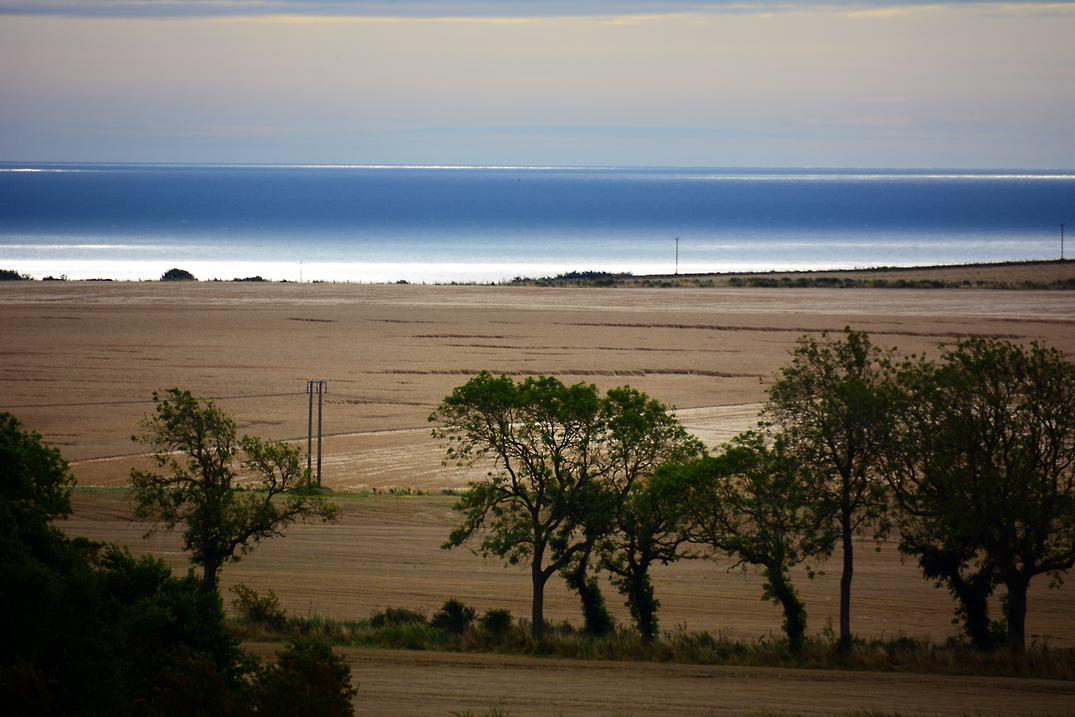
[505,259,1075,289]
[3,259,1073,289]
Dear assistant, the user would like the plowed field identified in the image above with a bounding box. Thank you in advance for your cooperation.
[5,278,1075,715]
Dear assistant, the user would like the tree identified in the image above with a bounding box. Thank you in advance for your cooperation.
[253,638,357,717]
[764,327,896,648]
[161,267,196,281]
[431,372,603,637]
[887,339,1075,652]
[896,528,1001,651]
[593,386,705,640]
[886,352,1002,650]
[430,372,702,637]
[595,473,684,641]
[0,412,74,556]
[1,413,250,715]
[1,411,356,715]
[670,432,833,651]
[131,388,340,592]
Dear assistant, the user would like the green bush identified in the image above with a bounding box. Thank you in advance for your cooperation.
[161,267,196,281]
[479,608,513,635]
[255,638,357,717]
[431,599,476,634]
[131,646,253,717]
[369,606,427,627]
[230,583,287,628]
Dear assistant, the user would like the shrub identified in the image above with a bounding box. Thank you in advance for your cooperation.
[369,606,427,628]
[479,608,513,635]
[431,598,477,634]
[230,583,287,628]
[255,638,357,717]
[450,707,511,717]
[131,646,252,717]
[161,268,196,281]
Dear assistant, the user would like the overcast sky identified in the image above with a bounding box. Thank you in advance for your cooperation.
[2,1,1073,168]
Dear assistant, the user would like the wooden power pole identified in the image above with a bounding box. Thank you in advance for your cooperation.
[306,379,327,487]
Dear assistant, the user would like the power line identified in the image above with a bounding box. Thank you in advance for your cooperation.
[1,391,306,410]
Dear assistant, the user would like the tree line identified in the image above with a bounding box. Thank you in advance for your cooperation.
[430,330,1075,653]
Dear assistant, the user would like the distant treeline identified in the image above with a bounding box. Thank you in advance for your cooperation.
[505,269,1075,290]
[728,275,1075,290]
[0,268,31,281]
[507,270,635,287]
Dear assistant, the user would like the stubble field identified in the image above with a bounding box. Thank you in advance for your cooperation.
[4,276,1075,715]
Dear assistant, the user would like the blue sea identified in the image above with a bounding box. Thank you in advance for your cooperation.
[1,164,1072,283]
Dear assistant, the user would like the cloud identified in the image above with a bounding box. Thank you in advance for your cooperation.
[2,1,1072,166]
[0,1,1061,19]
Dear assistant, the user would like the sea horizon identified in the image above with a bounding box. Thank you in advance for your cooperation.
[2,163,1072,283]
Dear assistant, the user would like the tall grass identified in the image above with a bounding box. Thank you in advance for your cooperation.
[227,613,1075,681]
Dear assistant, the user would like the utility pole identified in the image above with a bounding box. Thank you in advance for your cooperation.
[674,237,679,275]
[306,380,327,487]
[1061,223,1066,261]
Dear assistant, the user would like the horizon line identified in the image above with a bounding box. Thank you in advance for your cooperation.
[3,162,1075,177]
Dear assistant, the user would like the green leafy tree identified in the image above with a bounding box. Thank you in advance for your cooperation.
[431,373,701,637]
[0,412,75,556]
[2,411,253,714]
[560,386,703,636]
[254,638,357,717]
[670,432,833,651]
[431,372,604,636]
[592,387,705,640]
[2,411,356,714]
[897,528,1001,650]
[764,327,896,647]
[887,339,1075,652]
[558,535,616,635]
[595,474,683,641]
[886,352,1002,650]
[131,388,340,592]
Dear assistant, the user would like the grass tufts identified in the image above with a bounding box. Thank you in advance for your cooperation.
[227,611,1075,681]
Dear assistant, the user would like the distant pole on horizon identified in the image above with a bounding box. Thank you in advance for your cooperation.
[675,237,679,275]
[1061,224,1066,261]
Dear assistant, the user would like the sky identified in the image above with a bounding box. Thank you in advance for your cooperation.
[1,1,1073,168]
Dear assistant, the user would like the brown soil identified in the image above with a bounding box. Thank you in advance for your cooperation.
[246,643,1075,717]
[6,277,1075,716]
